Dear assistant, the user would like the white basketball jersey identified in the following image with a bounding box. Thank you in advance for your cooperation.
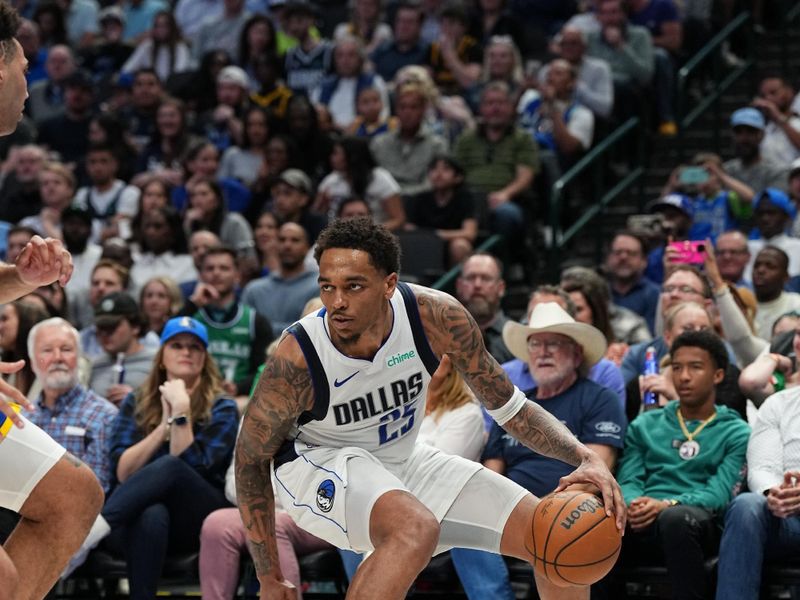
[275,283,439,467]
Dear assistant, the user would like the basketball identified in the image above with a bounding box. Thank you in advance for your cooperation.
[528,491,622,587]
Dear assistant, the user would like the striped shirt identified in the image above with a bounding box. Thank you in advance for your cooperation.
[25,385,118,492]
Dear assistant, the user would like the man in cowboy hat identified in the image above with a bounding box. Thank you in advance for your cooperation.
[492,301,627,491]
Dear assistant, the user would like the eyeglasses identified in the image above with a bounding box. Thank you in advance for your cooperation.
[662,284,704,296]
[527,338,573,353]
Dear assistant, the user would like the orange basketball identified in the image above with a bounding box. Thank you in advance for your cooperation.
[527,491,622,587]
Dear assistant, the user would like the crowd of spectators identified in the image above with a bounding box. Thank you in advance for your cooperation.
[1,0,799,598]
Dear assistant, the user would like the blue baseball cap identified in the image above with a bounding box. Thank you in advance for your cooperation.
[754,187,797,220]
[650,193,695,219]
[160,316,209,348]
[730,107,765,131]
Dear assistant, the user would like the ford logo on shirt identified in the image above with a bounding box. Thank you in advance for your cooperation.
[595,421,622,434]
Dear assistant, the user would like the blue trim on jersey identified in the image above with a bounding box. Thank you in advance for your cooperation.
[288,323,331,425]
[273,465,347,534]
[396,282,439,376]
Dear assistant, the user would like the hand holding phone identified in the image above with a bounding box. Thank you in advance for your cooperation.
[668,240,706,264]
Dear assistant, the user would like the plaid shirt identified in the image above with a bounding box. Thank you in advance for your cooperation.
[110,393,238,490]
[25,385,118,493]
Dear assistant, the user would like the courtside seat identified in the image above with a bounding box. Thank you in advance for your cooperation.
[619,556,718,599]
[763,557,800,587]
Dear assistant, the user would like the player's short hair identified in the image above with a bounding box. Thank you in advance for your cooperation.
[0,3,20,64]
[670,329,728,372]
[314,217,401,275]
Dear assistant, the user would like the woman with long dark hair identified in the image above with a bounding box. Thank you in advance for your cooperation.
[237,14,277,87]
[131,205,196,291]
[315,136,405,229]
[88,113,139,183]
[136,97,200,176]
[0,301,48,395]
[72,317,238,600]
[122,11,193,82]
[218,106,271,187]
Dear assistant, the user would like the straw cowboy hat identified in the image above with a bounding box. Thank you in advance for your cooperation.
[502,302,607,367]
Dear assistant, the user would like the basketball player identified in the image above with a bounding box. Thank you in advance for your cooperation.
[236,218,626,600]
[0,3,103,598]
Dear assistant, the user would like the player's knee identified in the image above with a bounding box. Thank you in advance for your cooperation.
[397,510,440,557]
[71,463,104,520]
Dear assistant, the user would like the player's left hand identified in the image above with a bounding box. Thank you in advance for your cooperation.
[15,236,73,288]
[0,360,34,428]
[555,451,627,533]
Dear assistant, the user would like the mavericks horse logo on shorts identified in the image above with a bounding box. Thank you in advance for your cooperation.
[316,479,335,513]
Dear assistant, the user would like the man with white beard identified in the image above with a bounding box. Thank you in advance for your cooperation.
[24,318,118,493]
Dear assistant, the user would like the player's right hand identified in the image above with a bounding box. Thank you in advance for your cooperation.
[0,360,34,427]
[260,576,297,599]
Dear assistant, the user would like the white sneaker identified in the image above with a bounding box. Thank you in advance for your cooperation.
[61,515,111,579]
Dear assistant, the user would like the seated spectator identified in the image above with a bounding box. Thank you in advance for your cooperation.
[371,82,447,196]
[61,206,102,320]
[282,94,334,182]
[454,253,514,364]
[89,292,158,405]
[468,0,527,57]
[130,175,172,241]
[753,74,800,168]
[5,226,36,264]
[586,0,654,125]
[644,193,700,284]
[453,81,537,249]
[750,246,800,341]
[26,44,75,126]
[173,141,251,214]
[468,34,524,113]
[136,96,199,178]
[87,112,139,185]
[121,10,193,83]
[518,58,594,168]
[0,144,46,224]
[78,7,133,86]
[32,2,68,47]
[182,247,273,396]
[218,106,270,188]
[627,301,747,422]
[196,66,250,155]
[140,276,184,338]
[19,161,75,240]
[715,383,800,600]
[192,0,249,64]
[0,300,48,396]
[180,230,223,299]
[270,169,327,245]
[427,2,481,96]
[17,18,48,86]
[543,25,613,120]
[130,206,196,292]
[747,189,800,279]
[506,285,626,406]
[605,231,660,334]
[25,317,118,493]
[68,317,238,594]
[77,259,130,351]
[312,35,390,133]
[253,211,280,279]
[347,85,397,138]
[405,155,478,266]
[237,15,277,89]
[283,1,332,97]
[183,178,256,265]
[316,137,405,230]
[723,107,789,194]
[333,0,393,55]
[371,2,429,82]
[248,52,293,120]
[36,68,94,167]
[621,264,714,383]
[242,222,320,338]
[73,143,141,243]
[604,330,750,600]
[116,68,164,152]
[715,231,752,289]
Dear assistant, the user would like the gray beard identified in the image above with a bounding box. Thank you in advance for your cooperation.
[42,370,78,391]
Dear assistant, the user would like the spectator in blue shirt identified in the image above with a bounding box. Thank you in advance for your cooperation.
[605,231,660,334]
[371,2,429,82]
[65,317,238,595]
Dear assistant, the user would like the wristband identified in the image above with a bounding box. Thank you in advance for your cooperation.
[487,386,528,426]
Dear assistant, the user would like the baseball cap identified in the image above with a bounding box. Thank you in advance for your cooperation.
[649,193,695,219]
[730,107,766,131]
[160,316,209,348]
[276,169,312,194]
[754,187,797,220]
[94,292,139,328]
[64,69,94,91]
[99,6,125,25]
[217,65,249,89]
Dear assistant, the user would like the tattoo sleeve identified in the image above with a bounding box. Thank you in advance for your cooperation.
[416,287,586,467]
[235,344,314,579]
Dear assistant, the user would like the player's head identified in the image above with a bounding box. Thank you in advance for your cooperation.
[0,2,26,136]
[314,218,401,345]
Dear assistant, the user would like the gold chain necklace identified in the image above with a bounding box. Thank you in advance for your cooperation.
[675,407,716,460]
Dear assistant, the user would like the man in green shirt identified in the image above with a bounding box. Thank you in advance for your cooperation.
[608,329,750,599]
[453,80,538,249]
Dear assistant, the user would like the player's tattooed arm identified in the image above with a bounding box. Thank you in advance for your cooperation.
[415,286,584,467]
[235,335,314,582]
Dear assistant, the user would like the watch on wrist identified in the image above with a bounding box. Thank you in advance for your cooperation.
[666,498,680,507]
[168,413,189,426]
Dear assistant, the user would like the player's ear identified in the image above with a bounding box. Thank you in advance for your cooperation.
[384,272,398,298]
